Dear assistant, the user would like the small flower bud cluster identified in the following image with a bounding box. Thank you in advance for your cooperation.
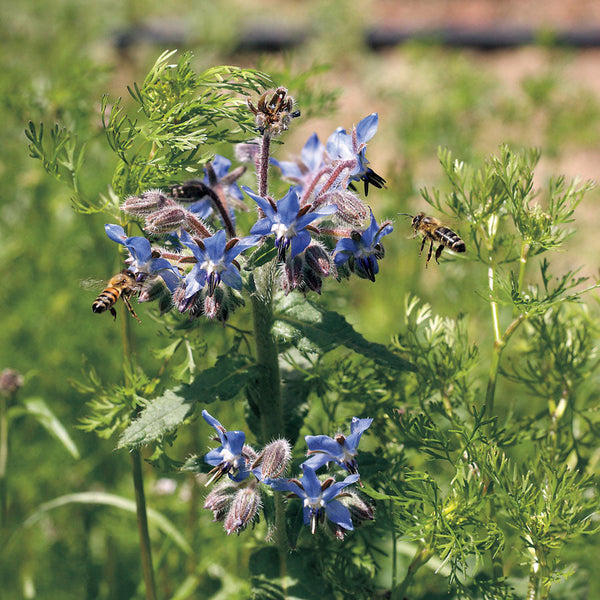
[196,411,374,540]
[198,412,293,536]
[0,368,24,396]
[281,243,335,296]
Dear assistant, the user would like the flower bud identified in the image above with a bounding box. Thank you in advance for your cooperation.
[329,191,368,227]
[341,491,374,526]
[121,189,171,215]
[305,244,333,278]
[204,480,236,521]
[224,487,261,535]
[253,439,291,481]
[0,369,23,395]
[145,206,188,234]
[234,141,261,163]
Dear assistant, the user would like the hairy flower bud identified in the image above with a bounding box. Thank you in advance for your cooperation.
[340,491,374,526]
[224,487,262,535]
[328,190,369,227]
[0,368,23,395]
[121,189,171,215]
[305,244,333,278]
[145,206,188,234]
[204,480,237,521]
[234,141,261,163]
[253,439,292,481]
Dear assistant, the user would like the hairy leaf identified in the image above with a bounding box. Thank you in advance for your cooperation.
[273,295,415,372]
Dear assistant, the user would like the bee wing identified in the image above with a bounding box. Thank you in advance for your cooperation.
[80,278,108,291]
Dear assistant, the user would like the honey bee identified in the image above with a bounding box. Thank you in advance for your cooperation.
[399,212,466,267]
[92,270,141,322]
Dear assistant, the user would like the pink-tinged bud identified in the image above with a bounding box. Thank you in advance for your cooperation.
[121,189,171,215]
[303,268,322,294]
[145,206,188,234]
[327,191,368,227]
[254,439,291,481]
[0,369,23,395]
[224,487,261,535]
[234,141,261,163]
[305,244,332,278]
[243,444,259,464]
[204,480,237,521]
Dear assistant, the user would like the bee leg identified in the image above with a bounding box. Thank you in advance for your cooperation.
[425,240,434,268]
[435,244,444,263]
[419,236,427,256]
[110,307,117,321]
[122,294,142,324]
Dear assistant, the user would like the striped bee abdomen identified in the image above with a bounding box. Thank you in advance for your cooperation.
[434,227,466,252]
[92,287,120,313]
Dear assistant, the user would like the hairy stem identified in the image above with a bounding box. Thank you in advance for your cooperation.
[0,393,8,529]
[131,449,158,600]
[257,133,272,198]
[251,284,288,590]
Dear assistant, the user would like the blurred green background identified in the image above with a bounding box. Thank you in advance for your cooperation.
[2,0,600,598]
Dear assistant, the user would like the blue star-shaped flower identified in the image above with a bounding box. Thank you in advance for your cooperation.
[180,229,259,297]
[326,113,386,196]
[202,410,250,484]
[303,417,373,475]
[333,211,393,281]
[270,464,359,534]
[270,132,326,189]
[244,186,337,261]
[104,224,181,291]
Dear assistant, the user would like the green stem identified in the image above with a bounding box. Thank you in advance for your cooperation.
[251,266,288,591]
[390,543,432,600]
[0,394,8,529]
[390,506,398,591]
[131,449,158,600]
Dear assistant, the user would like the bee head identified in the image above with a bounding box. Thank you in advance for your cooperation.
[411,213,425,229]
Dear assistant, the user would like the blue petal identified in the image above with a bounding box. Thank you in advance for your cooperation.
[209,155,231,179]
[224,430,246,456]
[180,230,207,261]
[277,187,301,223]
[125,236,153,264]
[271,158,303,181]
[325,499,354,530]
[225,234,261,260]
[202,409,225,433]
[105,224,127,244]
[301,454,331,471]
[356,113,379,144]
[189,199,213,219]
[346,417,373,450]
[322,473,360,502]
[270,478,305,498]
[221,266,242,290]
[158,269,181,293]
[326,128,353,160]
[290,230,311,258]
[300,464,322,500]
[250,219,275,236]
[203,230,227,262]
[301,132,325,171]
[361,211,380,246]
[305,435,343,458]
[242,186,275,217]
[230,466,250,482]
[185,265,206,297]
[204,448,226,466]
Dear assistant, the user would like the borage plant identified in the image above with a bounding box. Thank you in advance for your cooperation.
[28,51,412,599]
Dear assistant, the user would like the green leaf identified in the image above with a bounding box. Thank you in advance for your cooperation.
[18,397,80,459]
[118,387,195,449]
[273,295,415,372]
[22,491,191,555]
[118,353,257,448]
[184,352,259,403]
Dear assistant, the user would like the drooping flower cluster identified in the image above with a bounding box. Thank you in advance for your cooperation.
[197,411,373,539]
[96,89,394,323]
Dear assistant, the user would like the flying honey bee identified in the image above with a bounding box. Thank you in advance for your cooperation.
[91,270,141,323]
[399,212,466,267]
